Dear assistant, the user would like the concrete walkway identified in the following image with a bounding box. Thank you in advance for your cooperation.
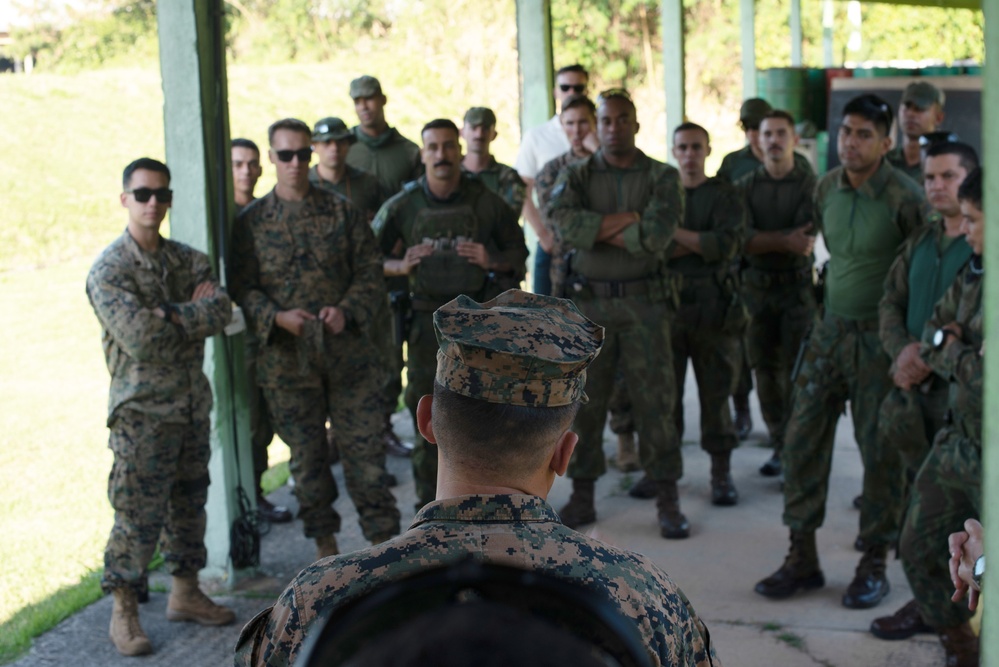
[13,372,944,666]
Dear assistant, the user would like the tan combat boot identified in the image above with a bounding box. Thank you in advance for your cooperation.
[615,432,640,472]
[109,587,152,656]
[315,534,339,560]
[559,479,596,529]
[166,575,236,626]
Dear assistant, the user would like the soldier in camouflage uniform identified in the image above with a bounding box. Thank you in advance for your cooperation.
[233,290,719,667]
[230,119,401,559]
[886,81,945,184]
[547,91,688,538]
[663,122,745,506]
[87,158,235,655]
[373,118,528,508]
[460,106,526,215]
[894,167,984,666]
[755,95,927,609]
[309,117,390,221]
[736,111,817,478]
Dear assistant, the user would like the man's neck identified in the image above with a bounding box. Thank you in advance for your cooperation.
[765,157,795,180]
[679,171,708,189]
[234,191,255,208]
[571,146,592,159]
[126,224,160,253]
[845,159,882,190]
[426,174,461,200]
[461,152,492,174]
[317,162,347,184]
[359,121,389,138]
[275,181,309,202]
[602,147,639,169]
[942,213,964,237]
[436,468,552,501]
[749,144,765,161]
[902,136,923,166]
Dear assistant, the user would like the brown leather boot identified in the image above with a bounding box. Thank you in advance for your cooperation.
[655,480,689,539]
[166,575,236,626]
[755,530,825,598]
[710,453,739,506]
[559,479,596,529]
[870,599,933,640]
[109,587,152,656]
[938,622,979,667]
[315,534,339,560]
[614,432,639,472]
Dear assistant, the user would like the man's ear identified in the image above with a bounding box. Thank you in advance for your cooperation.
[416,394,437,444]
[549,430,578,477]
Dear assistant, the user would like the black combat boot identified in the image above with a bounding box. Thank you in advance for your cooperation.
[655,480,690,539]
[938,622,979,667]
[842,543,890,608]
[559,479,596,529]
[710,453,739,506]
[759,439,782,477]
[755,529,825,598]
[628,474,657,499]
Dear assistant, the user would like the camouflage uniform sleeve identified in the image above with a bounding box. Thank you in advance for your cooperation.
[336,204,385,331]
[171,248,232,340]
[372,197,405,257]
[795,172,818,228]
[489,197,529,274]
[715,152,735,183]
[86,260,192,363]
[697,183,744,264]
[233,587,303,667]
[896,194,929,240]
[879,232,918,361]
[547,163,604,251]
[500,166,527,214]
[921,269,982,393]
[619,164,683,256]
[229,212,281,344]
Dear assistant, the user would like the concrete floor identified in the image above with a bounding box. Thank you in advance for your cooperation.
[12,369,945,666]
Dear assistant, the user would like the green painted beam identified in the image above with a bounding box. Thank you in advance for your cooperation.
[790,0,802,66]
[515,0,554,133]
[740,0,757,98]
[157,0,255,584]
[661,0,685,162]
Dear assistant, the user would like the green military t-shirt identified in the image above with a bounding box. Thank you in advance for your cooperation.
[716,144,814,184]
[461,157,526,215]
[668,177,745,277]
[885,146,924,185]
[308,164,389,221]
[737,163,817,272]
[346,126,423,195]
[816,160,927,321]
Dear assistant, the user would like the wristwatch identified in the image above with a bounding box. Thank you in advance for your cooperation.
[933,328,957,350]
[973,555,985,589]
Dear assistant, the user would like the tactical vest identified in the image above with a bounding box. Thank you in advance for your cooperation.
[410,192,487,300]
[906,231,972,339]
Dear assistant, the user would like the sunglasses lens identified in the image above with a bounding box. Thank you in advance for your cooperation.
[277,148,312,162]
[129,188,172,203]
[132,188,152,203]
[155,188,173,203]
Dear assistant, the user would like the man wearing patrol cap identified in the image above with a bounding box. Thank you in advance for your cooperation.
[233,289,718,667]
[887,80,946,183]
[347,75,422,194]
[460,106,526,216]
[310,116,389,221]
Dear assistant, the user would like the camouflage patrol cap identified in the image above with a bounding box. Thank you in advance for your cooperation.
[464,107,497,128]
[350,75,383,99]
[902,81,945,110]
[433,290,604,407]
[312,117,355,143]
[740,97,773,127]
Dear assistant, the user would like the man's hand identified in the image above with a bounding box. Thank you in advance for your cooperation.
[386,243,434,276]
[605,232,627,249]
[949,518,984,611]
[275,308,316,337]
[892,342,932,389]
[783,224,815,256]
[538,227,556,254]
[318,306,346,335]
[191,281,217,301]
[942,322,963,349]
[456,241,491,269]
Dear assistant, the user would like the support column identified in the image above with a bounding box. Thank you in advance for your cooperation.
[515,0,554,134]
[790,0,802,67]
[661,0,685,162]
[740,0,756,98]
[157,0,254,583]
[980,3,997,661]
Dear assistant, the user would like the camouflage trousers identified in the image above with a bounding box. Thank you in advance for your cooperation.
[733,341,754,400]
[671,299,740,452]
[877,377,948,481]
[377,296,404,422]
[102,408,210,594]
[782,314,903,547]
[744,279,815,448]
[608,370,634,435]
[568,295,680,481]
[900,425,980,629]
[263,362,400,543]
[405,310,443,508]
[245,339,275,489]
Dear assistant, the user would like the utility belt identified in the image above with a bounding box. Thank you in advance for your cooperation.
[744,265,813,288]
[566,272,679,305]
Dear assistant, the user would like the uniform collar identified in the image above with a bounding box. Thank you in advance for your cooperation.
[410,494,561,528]
[836,158,893,198]
[591,148,650,172]
[121,228,180,271]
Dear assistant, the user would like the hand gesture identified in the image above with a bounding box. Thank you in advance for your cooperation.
[456,241,490,269]
[319,306,346,335]
[275,308,316,337]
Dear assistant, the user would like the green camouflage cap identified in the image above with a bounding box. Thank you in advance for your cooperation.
[350,75,382,99]
[740,97,773,127]
[902,81,945,110]
[312,117,355,143]
[463,106,497,128]
[433,290,604,407]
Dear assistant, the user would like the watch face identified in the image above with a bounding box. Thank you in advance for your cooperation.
[934,329,945,347]
[975,555,986,577]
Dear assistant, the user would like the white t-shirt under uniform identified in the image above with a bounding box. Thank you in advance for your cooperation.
[514,115,571,180]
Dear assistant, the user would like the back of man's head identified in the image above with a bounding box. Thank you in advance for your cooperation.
[925,141,979,174]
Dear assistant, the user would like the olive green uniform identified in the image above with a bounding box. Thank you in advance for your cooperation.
[346,126,423,194]
[308,164,389,221]
[885,146,924,185]
[461,157,526,216]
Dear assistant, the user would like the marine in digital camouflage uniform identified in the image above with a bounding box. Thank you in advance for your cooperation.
[756,95,928,609]
[547,91,688,538]
[885,81,946,184]
[233,290,719,667]
[869,143,977,642]
[460,106,526,215]
[666,123,745,506]
[87,158,235,655]
[230,119,400,557]
[374,118,528,508]
[309,116,390,221]
[736,111,817,477]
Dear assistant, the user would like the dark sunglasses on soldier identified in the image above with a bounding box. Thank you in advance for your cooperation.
[275,147,313,163]
[559,84,586,94]
[126,187,173,204]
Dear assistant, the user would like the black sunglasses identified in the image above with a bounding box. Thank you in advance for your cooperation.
[559,84,586,94]
[126,187,173,204]
[275,147,313,163]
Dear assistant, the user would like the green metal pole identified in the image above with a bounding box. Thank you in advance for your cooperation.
[515,0,555,133]
[661,0,685,163]
[740,0,756,98]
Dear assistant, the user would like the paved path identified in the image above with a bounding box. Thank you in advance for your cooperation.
[13,371,944,666]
